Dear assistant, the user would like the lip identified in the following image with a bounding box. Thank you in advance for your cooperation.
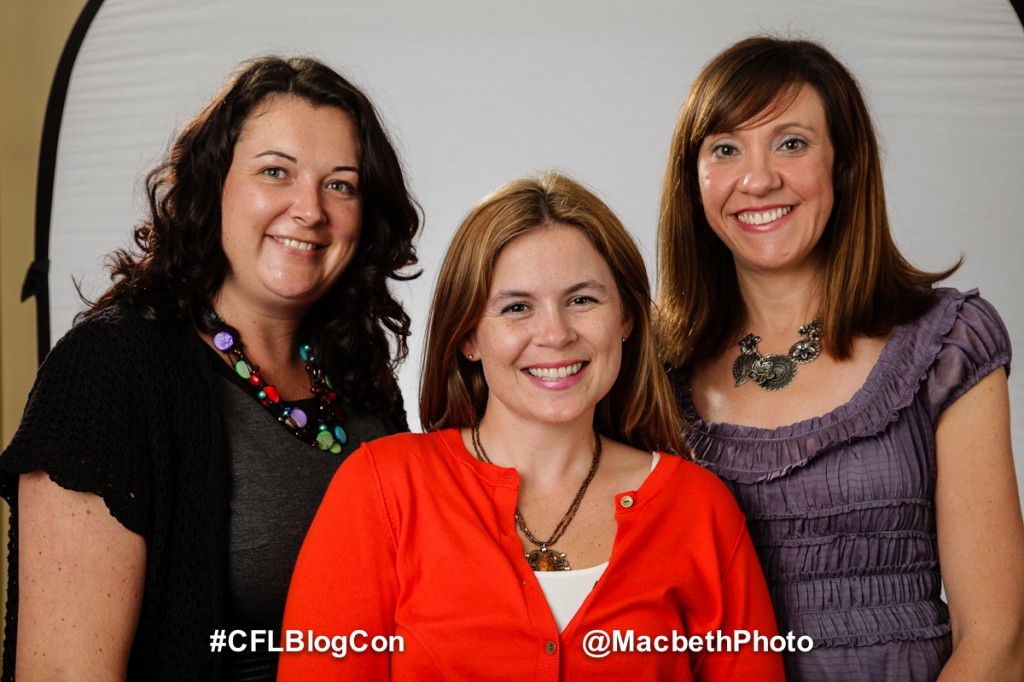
[268,235,326,253]
[522,361,588,389]
[732,204,794,232]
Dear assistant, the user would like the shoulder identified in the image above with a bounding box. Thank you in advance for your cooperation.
[322,431,466,528]
[344,430,461,481]
[52,306,195,368]
[358,430,450,461]
[925,288,1010,371]
[655,454,746,524]
[907,288,1011,416]
[917,288,1010,357]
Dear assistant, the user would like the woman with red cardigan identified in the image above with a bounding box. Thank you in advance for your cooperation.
[279,173,786,680]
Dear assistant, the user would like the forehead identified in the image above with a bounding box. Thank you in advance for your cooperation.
[707,81,824,136]
[749,84,824,128]
[490,224,615,288]
[237,95,354,141]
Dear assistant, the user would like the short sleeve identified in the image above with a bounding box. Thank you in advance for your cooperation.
[924,292,1011,423]
[0,313,152,536]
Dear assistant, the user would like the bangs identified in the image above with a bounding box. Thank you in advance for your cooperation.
[697,75,804,140]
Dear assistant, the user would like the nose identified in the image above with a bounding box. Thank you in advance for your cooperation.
[535,306,576,348]
[290,181,327,226]
[739,150,781,196]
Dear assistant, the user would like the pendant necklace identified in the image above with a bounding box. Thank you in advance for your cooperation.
[470,423,601,571]
[205,310,348,452]
[733,318,822,392]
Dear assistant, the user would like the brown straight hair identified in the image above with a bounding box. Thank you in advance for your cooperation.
[656,36,958,367]
[421,172,686,455]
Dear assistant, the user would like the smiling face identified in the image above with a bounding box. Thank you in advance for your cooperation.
[460,224,633,428]
[697,83,835,280]
[216,94,362,317]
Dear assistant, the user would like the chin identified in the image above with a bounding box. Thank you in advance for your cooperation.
[263,279,328,302]
[527,405,594,426]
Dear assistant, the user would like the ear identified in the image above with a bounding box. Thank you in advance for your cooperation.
[621,313,635,343]
[459,334,480,362]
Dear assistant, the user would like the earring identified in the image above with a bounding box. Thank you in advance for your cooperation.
[467,353,474,360]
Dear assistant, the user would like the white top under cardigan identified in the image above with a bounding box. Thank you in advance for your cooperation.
[533,452,661,631]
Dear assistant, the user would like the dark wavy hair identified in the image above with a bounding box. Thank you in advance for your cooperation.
[88,55,420,415]
[656,36,958,367]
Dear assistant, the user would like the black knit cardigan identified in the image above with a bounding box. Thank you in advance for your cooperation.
[1,306,229,681]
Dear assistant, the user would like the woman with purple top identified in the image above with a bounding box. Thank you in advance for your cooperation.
[656,36,1024,680]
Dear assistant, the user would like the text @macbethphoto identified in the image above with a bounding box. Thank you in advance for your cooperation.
[210,628,813,659]
[582,630,813,658]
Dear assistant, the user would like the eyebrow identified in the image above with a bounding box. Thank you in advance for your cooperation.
[489,280,610,303]
[255,150,360,174]
[766,120,820,136]
[708,121,819,139]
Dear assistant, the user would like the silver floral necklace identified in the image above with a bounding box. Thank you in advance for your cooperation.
[732,319,822,391]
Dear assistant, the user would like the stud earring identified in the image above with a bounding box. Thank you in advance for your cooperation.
[467,353,474,360]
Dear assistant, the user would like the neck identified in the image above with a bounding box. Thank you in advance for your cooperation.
[474,410,598,486]
[210,290,307,366]
[736,268,820,341]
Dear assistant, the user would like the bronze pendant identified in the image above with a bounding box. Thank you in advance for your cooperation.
[526,546,570,571]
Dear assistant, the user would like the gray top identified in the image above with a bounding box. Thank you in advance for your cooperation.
[207,349,399,681]
[670,288,1011,682]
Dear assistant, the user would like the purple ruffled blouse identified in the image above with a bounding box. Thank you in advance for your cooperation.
[670,288,1011,681]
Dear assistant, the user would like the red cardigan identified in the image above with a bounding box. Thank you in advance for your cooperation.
[280,430,784,681]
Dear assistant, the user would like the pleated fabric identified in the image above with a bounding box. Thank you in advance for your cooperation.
[671,288,1011,681]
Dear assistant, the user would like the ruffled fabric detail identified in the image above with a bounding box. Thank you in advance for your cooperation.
[669,289,1011,660]
[789,601,950,648]
[676,288,1010,485]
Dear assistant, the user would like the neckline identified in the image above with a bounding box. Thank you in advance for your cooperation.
[437,428,679,502]
[202,342,321,412]
[681,316,913,439]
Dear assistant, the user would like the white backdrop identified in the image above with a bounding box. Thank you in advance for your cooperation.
[42,0,1024,498]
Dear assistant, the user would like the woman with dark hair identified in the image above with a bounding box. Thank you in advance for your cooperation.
[280,172,785,680]
[0,56,419,681]
[657,36,1024,679]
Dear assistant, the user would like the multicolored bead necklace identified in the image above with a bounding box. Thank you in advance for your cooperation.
[206,311,348,453]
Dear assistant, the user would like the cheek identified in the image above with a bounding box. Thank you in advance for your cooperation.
[219,217,242,253]
[331,203,363,233]
[812,168,835,218]
[697,170,728,217]
[697,165,712,198]
[472,325,514,366]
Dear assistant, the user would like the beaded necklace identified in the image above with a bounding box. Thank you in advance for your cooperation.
[206,311,348,453]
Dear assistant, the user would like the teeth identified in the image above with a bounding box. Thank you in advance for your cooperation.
[737,206,791,226]
[526,363,584,380]
[274,237,319,251]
